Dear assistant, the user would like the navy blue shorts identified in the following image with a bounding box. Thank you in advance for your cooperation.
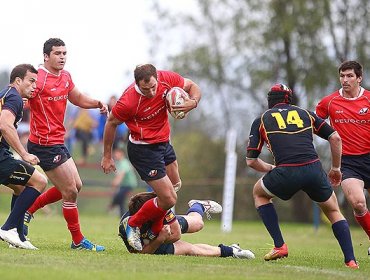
[342,153,370,189]
[154,243,175,255]
[0,149,35,186]
[262,161,333,202]
[27,141,71,172]
[127,141,176,181]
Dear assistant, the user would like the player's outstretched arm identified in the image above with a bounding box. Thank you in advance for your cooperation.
[68,86,108,113]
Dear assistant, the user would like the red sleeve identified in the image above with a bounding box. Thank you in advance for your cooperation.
[316,96,329,119]
[159,71,185,89]
[112,96,131,122]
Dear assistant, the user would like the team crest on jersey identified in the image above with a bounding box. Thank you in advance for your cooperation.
[148,169,158,177]
[53,155,62,163]
[359,107,369,115]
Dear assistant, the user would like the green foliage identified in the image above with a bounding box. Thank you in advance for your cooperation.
[149,0,370,140]
[0,213,368,280]
[172,131,226,179]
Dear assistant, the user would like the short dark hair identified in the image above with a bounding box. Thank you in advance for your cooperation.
[338,60,363,78]
[134,64,157,85]
[43,38,65,56]
[10,64,38,83]
[128,192,157,215]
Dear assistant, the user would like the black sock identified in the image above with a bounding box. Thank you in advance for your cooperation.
[218,244,233,257]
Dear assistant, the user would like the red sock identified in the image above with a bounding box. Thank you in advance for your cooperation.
[354,210,370,239]
[129,198,167,228]
[62,201,84,244]
[28,186,62,214]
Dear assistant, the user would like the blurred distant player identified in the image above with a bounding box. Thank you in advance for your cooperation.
[101,64,201,251]
[119,192,255,259]
[247,83,358,268]
[316,60,370,255]
[25,38,108,251]
[108,144,138,217]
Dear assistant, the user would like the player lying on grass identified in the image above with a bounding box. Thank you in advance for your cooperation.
[119,192,255,258]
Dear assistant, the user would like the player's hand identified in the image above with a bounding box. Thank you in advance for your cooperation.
[171,94,197,114]
[101,157,116,174]
[22,153,40,166]
[157,225,171,243]
[98,101,109,115]
[328,168,342,187]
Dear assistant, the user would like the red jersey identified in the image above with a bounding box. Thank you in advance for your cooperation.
[112,71,184,144]
[316,87,370,155]
[28,66,75,145]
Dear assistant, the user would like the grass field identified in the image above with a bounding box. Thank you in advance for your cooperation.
[0,212,368,280]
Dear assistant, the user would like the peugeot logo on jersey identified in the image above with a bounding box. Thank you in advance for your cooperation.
[148,169,158,177]
[359,107,369,115]
[53,155,62,163]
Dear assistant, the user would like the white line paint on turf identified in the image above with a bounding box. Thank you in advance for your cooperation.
[284,265,362,279]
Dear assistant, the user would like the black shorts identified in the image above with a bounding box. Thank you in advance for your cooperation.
[154,243,175,255]
[0,149,35,186]
[27,141,71,172]
[127,141,176,181]
[262,161,333,202]
[342,153,370,189]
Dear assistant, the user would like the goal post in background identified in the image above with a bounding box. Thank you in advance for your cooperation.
[221,128,237,233]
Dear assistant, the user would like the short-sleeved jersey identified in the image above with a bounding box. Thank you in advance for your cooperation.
[0,87,24,150]
[316,87,370,155]
[28,66,75,145]
[112,71,185,144]
[247,103,334,166]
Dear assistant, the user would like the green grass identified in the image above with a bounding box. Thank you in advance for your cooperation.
[0,213,368,280]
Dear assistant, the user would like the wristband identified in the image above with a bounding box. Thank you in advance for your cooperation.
[331,167,341,171]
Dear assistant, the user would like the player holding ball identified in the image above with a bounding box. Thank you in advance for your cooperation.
[101,64,201,251]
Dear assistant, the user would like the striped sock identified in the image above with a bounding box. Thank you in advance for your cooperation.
[62,201,84,245]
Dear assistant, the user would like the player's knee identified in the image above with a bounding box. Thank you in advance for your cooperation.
[61,187,78,201]
[173,181,181,192]
[31,171,48,193]
[168,193,177,208]
[194,219,204,232]
[158,194,177,209]
[352,200,367,214]
[75,180,83,192]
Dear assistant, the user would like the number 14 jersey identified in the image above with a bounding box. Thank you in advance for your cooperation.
[247,103,335,166]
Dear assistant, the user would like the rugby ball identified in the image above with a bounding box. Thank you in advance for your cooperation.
[166,87,189,119]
